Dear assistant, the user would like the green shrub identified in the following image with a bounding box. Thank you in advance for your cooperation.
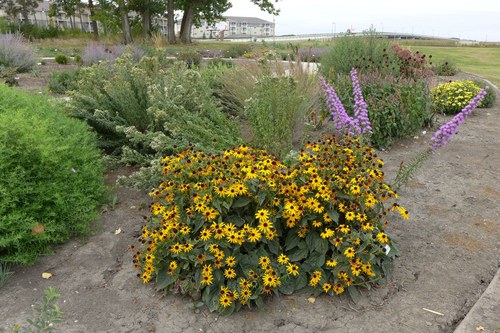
[177,50,202,68]
[333,72,431,148]
[474,80,496,108]
[431,80,481,114]
[0,85,106,264]
[69,54,242,189]
[48,69,81,94]
[74,54,82,63]
[433,60,460,76]
[223,43,252,58]
[319,32,398,79]
[55,54,68,64]
[135,137,407,314]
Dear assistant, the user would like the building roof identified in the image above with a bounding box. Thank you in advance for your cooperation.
[224,16,273,24]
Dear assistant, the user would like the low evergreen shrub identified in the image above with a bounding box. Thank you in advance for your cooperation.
[0,85,106,264]
[48,69,82,94]
[69,54,242,189]
[55,54,68,64]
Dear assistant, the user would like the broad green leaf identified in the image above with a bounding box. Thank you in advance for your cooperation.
[347,286,362,304]
[285,232,300,251]
[231,197,252,208]
[288,247,308,262]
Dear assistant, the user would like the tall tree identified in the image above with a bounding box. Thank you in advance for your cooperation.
[178,0,280,44]
[128,0,166,39]
[87,0,99,38]
[166,0,175,43]
[0,0,42,23]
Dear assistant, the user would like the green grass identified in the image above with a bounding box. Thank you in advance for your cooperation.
[404,45,500,87]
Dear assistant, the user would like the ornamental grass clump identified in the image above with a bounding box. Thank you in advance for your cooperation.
[431,80,481,114]
[135,136,408,314]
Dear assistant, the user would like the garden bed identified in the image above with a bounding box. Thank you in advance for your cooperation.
[0,80,498,332]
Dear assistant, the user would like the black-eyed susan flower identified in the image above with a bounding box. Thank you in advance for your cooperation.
[286,263,299,276]
[277,254,290,265]
[225,256,236,267]
[322,283,332,293]
[344,247,355,259]
[333,283,344,295]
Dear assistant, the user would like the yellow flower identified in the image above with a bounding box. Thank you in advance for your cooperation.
[277,254,290,265]
[247,228,262,242]
[259,256,271,268]
[326,259,338,267]
[219,295,232,307]
[225,256,236,267]
[345,211,355,221]
[200,228,212,241]
[322,283,332,293]
[255,209,270,221]
[200,274,213,285]
[338,224,350,234]
[344,247,355,259]
[224,268,237,279]
[377,232,390,244]
[170,243,183,254]
[286,263,299,276]
[333,283,344,295]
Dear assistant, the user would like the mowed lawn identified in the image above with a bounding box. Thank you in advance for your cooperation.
[406,45,500,87]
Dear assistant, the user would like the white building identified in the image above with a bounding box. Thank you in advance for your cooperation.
[192,16,275,39]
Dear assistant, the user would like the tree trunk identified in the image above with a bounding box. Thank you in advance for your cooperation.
[179,3,195,44]
[120,6,132,44]
[142,0,151,39]
[79,14,85,31]
[166,0,175,44]
[21,10,29,23]
[88,0,99,38]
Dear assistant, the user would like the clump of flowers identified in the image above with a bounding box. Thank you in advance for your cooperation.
[431,80,482,114]
[431,88,487,151]
[134,137,408,314]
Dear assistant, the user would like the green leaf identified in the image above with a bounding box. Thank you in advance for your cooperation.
[294,271,308,290]
[266,239,280,255]
[220,301,236,315]
[254,296,265,309]
[327,209,340,223]
[285,232,300,251]
[288,246,308,262]
[304,252,325,268]
[278,278,295,295]
[231,197,252,208]
[347,286,362,304]
[381,259,393,282]
[257,191,267,206]
[226,215,246,227]
[156,271,175,291]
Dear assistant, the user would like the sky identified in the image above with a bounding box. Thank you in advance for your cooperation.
[225,0,500,41]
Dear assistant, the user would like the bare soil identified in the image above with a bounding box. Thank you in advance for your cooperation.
[1,73,499,333]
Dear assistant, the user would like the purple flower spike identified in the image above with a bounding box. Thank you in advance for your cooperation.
[430,89,487,151]
[350,68,372,135]
[319,77,361,136]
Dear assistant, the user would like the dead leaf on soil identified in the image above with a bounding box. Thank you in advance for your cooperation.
[115,228,122,235]
[307,297,316,304]
[32,223,45,235]
[41,272,53,279]
[476,326,485,331]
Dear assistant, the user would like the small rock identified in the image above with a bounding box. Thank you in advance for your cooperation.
[426,321,432,326]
